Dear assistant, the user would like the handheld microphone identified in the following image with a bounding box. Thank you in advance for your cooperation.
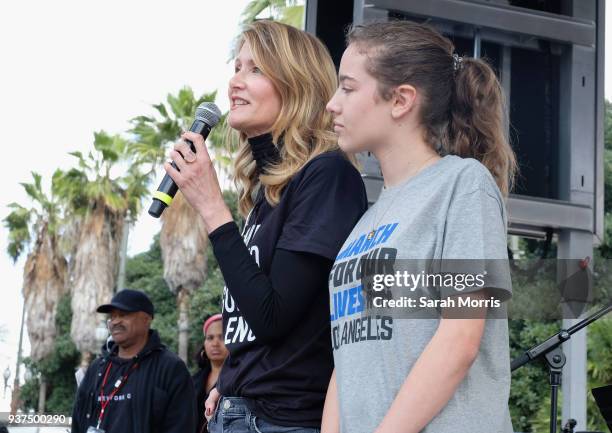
[148,102,222,218]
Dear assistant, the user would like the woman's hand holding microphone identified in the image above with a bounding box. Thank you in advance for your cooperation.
[164,131,233,234]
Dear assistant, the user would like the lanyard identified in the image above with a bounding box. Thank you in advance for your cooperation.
[97,360,139,428]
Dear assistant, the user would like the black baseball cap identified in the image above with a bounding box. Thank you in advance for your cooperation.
[97,289,155,318]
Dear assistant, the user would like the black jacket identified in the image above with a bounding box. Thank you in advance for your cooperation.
[192,365,211,433]
[71,330,196,433]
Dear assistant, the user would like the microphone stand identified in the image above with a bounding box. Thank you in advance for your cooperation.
[511,302,612,433]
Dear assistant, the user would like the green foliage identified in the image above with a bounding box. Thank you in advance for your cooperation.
[124,233,179,354]
[188,261,224,370]
[19,373,39,412]
[222,189,240,223]
[53,131,148,221]
[580,98,612,431]
[520,317,612,433]
[241,0,304,28]
[508,247,612,431]
[508,320,559,432]
[20,294,80,414]
[4,203,32,262]
[4,171,64,262]
[586,317,612,432]
[604,150,612,218]
[599,99,612,256]
[128,87,228,176]
[605,100,612,151]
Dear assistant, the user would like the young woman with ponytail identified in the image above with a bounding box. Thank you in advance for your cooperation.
[323,21,517,433]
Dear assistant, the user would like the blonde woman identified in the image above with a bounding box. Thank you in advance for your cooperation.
[165,20,367,433]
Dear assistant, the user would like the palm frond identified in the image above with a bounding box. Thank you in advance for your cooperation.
[241,0,303,26]
[93,131,120,163]
[3,204,33,262]
[280,5,304,28]
[241,0,273,25]
[153,103,168,118]
[53,168,90,213]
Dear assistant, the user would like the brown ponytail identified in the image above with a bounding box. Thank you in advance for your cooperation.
[448,58,517,195]
[347,21,517,196]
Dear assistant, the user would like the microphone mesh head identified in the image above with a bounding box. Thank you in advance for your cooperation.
[195,102,222,127]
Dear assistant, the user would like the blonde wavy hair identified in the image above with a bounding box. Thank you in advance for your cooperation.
[228,20,342,217]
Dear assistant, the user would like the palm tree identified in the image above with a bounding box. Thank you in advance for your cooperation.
[241,0,305,28]
[130,87,229,361]
[4,172,69,412]
[54,131,148,364]
[130,87,230,178]
[159,193,208,360]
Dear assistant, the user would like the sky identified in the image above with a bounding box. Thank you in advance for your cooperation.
[0,0,610,413]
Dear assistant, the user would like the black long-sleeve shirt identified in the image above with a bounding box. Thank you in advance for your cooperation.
[210,222,333,342]
[210,134,367,428]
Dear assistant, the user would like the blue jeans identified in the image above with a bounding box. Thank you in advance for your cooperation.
[208,397,321,433]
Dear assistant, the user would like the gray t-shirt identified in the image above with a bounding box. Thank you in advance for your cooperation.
[329,155,513,433]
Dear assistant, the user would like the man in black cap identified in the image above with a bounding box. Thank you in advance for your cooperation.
[71,289,196,433]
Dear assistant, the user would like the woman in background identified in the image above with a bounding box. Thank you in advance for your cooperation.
[192,314,227,433]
